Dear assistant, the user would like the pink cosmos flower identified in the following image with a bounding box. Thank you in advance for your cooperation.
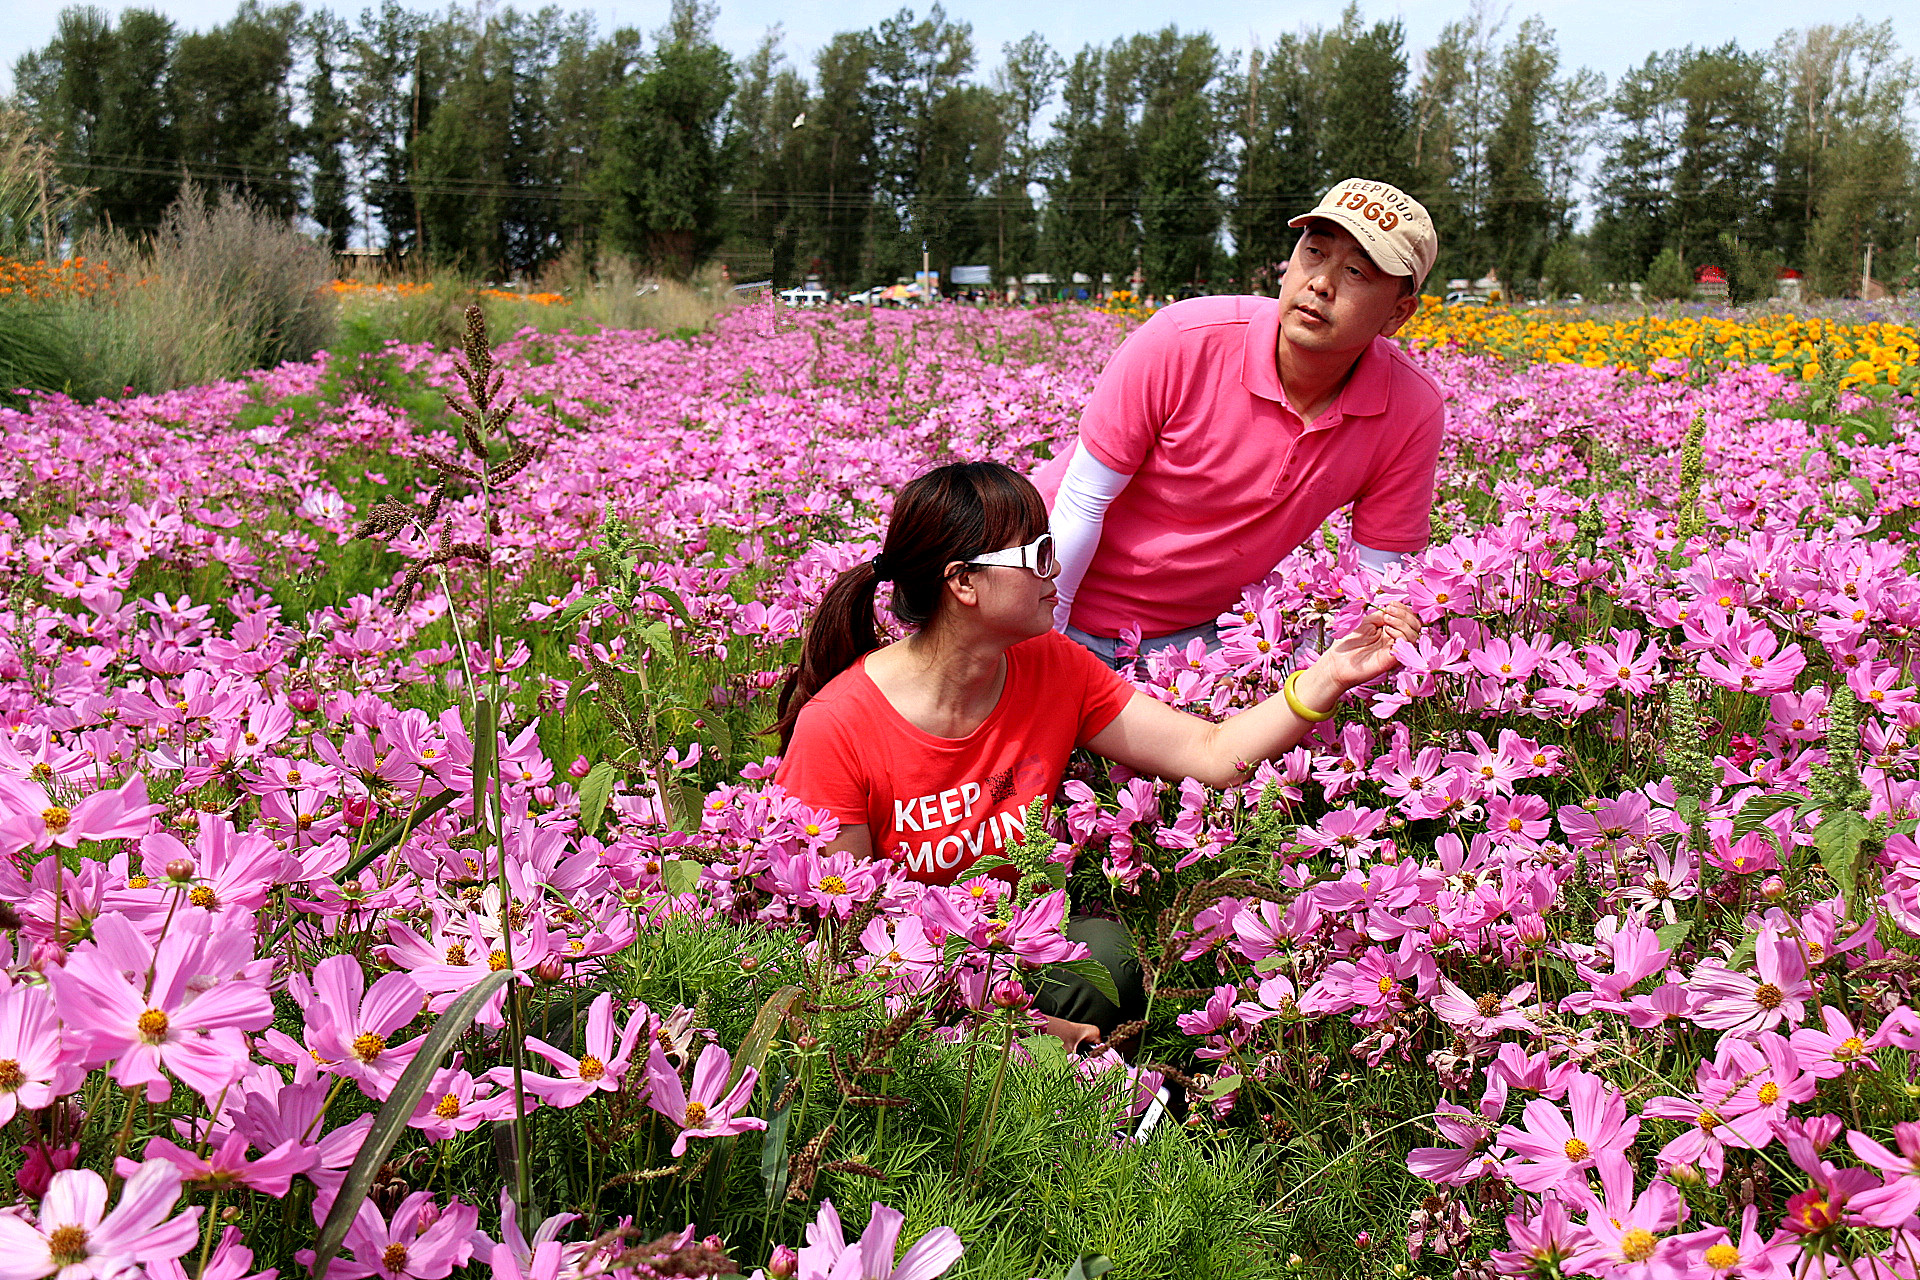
[49,919,272,1104]
[1562,1156,1690,1279]
[293,955,426,1098]
[407,1066,518,1140]
[1431,980,1538,1038]
[128,1132,312,1197]
[0,1160,199,1280]
[1407,1083,1508,1186]
[517,993,651,1107]
[645,1043,765,1156]
[1683,1204,1793,1278]
[1498,1070,1640,1194]
[0,984,81,1126]
[796,1200,963,1280]
[1688,924,1810,1034]
[1488,1194,1586,1278]
[307,1192,477,1280]
[0,773,161,856]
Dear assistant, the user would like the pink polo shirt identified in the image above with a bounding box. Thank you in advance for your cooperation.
[1033,295,1445,637]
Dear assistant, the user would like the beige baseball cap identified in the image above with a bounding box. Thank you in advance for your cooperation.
[1288,178,1438,288]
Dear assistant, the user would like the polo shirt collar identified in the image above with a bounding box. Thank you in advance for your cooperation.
[1242,300,1393,425]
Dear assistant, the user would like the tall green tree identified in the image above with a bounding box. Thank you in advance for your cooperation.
[170,0,302,217]
[1482,17,1557,286]
[597,0,734,275]
[985,32,1059,283]
[15,7,180,234]
[1321,6,1413,188]
[1773,20,1917,292]
[1668,43,1776,263]
[1042,41,1139,292]
[1134,28,1220,293]
[1591,52,1682,280]
[303,11,352,251]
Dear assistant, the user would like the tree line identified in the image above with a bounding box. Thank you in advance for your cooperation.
[10,0,1918,296]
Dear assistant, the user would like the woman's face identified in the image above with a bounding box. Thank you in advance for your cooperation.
[947,535,1058,640]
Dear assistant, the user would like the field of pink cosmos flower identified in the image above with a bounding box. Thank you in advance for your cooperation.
[3,297,1920,1280]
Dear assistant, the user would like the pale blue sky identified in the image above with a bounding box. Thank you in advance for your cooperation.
[3,0,1916,96]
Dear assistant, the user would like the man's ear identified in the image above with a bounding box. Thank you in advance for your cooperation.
[1377,289,1422,339]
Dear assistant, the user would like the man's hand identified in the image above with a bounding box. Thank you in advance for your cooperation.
[1310,602,1422,697]
[1043,1014,1104,1055]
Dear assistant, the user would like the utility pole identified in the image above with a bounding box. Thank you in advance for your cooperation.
[1863,241,1875,299]
[921,238,931,307]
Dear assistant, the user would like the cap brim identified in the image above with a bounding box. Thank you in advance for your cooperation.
[1288,210,1417,278]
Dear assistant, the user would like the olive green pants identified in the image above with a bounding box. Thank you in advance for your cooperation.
[1030,915,1147,1034]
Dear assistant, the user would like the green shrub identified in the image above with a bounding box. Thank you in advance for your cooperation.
[43,190,336,397]
[1642,247,1695,302]
[0,300,75,403]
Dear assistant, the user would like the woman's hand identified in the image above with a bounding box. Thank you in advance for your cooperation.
[1311,602,1421,695]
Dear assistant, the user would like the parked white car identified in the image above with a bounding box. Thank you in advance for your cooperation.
[779,286,832,307]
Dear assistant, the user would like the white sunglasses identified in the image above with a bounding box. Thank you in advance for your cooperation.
[964,533,1057,576]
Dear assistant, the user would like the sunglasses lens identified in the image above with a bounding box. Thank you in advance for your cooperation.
[1036,536,1057,576]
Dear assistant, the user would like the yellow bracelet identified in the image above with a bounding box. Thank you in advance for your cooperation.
[1284,670,1337,723]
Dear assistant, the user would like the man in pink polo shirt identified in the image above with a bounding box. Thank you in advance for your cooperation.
[1035,178,1445,666]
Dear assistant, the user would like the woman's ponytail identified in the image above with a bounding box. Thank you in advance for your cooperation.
[772,559,883,750]
[769,462,1049,752]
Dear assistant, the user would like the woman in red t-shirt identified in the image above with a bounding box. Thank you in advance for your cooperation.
[773,461,1417,1049]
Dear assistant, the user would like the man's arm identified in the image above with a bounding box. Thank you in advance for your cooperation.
[1049,442,1134,632]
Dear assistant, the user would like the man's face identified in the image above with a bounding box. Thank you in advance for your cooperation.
[1277,220,1421,356]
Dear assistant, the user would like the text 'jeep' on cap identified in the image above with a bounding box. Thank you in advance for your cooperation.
[1288,178,1438,288]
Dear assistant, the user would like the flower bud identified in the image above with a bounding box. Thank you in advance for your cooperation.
[766,1245,798,1280]
[990,980,1032,1011]
[795,1034,818,1051]
[534,955,565,984]
[1668,1161,1703,1186]
[342,796,375,828]
[568,756,592,779]
[1760,875,1787,901]
[1354,1231,1372,1250]
[164,857,195,883]
[739,955,760,973]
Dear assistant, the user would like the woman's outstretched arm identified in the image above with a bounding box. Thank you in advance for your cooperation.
[1085,603,1420,788]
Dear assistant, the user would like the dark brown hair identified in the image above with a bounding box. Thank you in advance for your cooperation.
[771,461,1048,750]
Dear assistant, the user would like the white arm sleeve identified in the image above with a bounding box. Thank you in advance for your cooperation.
[1049,441,1134,631]
[1353,542,1405,576]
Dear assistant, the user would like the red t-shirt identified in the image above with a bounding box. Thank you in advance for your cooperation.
[775,630,1135,885]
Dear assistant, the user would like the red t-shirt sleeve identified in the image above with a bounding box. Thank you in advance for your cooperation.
[1077,310,1182,475]
[1351,399,1445,554]
[773,697,873,829]
[1033,630,1135,744]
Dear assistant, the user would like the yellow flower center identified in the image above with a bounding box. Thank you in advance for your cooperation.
[353,1032,386,1063]
[41,806,71,834]
[1696,1110,1720,1133]
[804,823,821,837]
[433,1093,461,1119]
[1838,1037,1866,1059]
[1376,975,1395,995]
[488,950,510,971]
[127,875,150,889]
[1704,1243,1741,1269]
[0,1060,22,1091]
[1563,1137,1590,1161]
[381,1243,409,1273]
[48,1225,89,1265]
[189,886,216,909]
[578,1055,605,1081]
[1618,1228,1658,1263]
[683,1100,709,1127]
[444,943,467,966]
[137,1008,169,1041]
[817,875,849,896]
[1758,1082,1780,1106]
[1753,983,1785,1010]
